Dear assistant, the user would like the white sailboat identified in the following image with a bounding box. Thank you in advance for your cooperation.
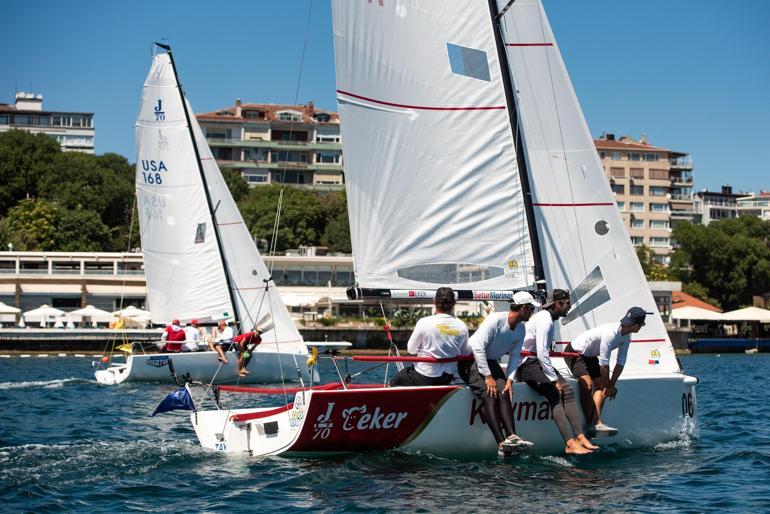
[95,45,314,386]
[189,0,697,457]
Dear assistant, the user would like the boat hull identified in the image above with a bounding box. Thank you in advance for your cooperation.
[95,350,315,385]
[190,373,697,458]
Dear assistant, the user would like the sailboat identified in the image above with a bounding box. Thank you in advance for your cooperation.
[189,0,697,457]
[95,44,314,386]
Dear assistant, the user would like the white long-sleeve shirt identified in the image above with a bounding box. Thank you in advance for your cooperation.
[570,322,631,367]
[468,312,526,377]
[519,310,559,382]
[407,313,469,377]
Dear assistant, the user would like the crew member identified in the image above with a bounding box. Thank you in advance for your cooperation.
[161,319,186,353]
[182,319,203,352]
[234,329,262,377]
[390,287,469,387]
[565,306,650,436]
[512,289,597,455]
[210,319,234,364]
[464,291,540,457]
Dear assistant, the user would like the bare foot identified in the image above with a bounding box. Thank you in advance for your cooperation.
[577,434,600,450]
[565,443,593,455]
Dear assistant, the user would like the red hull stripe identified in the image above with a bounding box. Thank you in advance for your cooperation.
[506,43,554,47]
[231,403,293,422]
[336,89,505,111]
[556,338,667,345]
[533,202,615,207]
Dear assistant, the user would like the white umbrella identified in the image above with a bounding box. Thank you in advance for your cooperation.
[671,306,723,321]
[0,301,21,315]
[112,305,152,319]
[721,306,770,323]
[23,304,66,326]
[71,305,114,323]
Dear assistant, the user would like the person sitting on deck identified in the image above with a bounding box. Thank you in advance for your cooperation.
[564,306,650,437]
[182,319,203,352]
[210,319,235,364]
[390,287,469,387]
[161,319,186,353]
[512,289,598,455]
[462,291,540,457]
[233,329,263,377]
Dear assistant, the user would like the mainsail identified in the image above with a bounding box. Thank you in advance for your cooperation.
[496,0,678,374]
[136,51,305,355]
[332,0,537,294]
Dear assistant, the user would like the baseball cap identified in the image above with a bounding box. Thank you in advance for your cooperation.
[172,318,181,325]
[511,291,541,308]
[620,307,653,327]
[542,289,570,308]
[191,319,199,325]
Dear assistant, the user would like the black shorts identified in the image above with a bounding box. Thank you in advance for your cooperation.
[217,342,241,352]
[464,360,507,398]
[516,357,564,407]
[390,366,453,387]
[563,344,601,379]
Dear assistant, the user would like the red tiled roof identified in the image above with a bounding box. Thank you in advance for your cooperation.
[672,291,722,312]
[196,101,339,125]
[593,137,668,152]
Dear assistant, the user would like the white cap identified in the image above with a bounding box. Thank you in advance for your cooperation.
[511,291,541,308]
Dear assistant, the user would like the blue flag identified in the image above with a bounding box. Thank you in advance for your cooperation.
[151,386,195,416]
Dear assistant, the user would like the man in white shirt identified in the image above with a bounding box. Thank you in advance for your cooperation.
[182,319,202,352]
[565,307,650,437]
[514,289,597,455]
[463,291,540,457]
[390,287,470,387]
[209,319,235,364]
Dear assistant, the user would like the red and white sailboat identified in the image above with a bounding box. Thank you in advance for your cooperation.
[189,0,698,458]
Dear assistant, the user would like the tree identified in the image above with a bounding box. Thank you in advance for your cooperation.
[55,208,113,252]
[0,130,59,215]
[0,199,59,251]
[321,213,351,253]
[222,168,249,203]
[635,244,670,281]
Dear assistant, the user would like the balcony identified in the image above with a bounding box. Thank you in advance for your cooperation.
[206,137,341,152]
[669,157,694,170]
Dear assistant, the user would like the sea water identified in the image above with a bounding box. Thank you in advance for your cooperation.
[0,354,768,512]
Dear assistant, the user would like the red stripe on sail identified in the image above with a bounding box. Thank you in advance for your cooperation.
[533,203,615,207]
[506,43,554,47]
[336,89,505,111]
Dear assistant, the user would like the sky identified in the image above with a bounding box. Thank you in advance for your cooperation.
[1,0,768,193]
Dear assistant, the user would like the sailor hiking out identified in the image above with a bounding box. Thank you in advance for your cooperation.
[462,291,539,457]
[390,287,470,387]
[513,289,598,455]
[565,307,651,437]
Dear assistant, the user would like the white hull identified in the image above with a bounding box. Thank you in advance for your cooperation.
[190,373,697,458]
[95,350,316,385]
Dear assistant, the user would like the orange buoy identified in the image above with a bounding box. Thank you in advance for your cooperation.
[100,356,109,363]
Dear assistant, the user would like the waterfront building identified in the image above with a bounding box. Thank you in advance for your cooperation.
[692,185,745,225]
[736,191,770,222]
[0,92,94,153]
[595,134,694,264]
[197,100,343,188]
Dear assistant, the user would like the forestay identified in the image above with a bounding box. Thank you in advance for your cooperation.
[497,0,679,375]
[332,0,536,293]
[136,53,305,355]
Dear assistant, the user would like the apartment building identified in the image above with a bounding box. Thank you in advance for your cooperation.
[197,100,343,188]
[736,191,770,222]
[0,92,94,153]
[595,134,694,264]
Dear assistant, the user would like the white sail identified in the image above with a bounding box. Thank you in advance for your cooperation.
[332,0,536,292]
[497,0,679,375]
[136,53,305,355]
[136,53,232,324]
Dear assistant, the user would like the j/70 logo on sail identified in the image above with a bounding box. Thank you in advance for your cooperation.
[312,402,409,440]
[154,99,165,121]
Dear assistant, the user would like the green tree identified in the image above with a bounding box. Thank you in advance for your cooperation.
[55,208,113,252]
[0,130,60,215]
[0,199,59,250]
[635,244,670,281]
[222,168,249,203]
[321,212,351,253]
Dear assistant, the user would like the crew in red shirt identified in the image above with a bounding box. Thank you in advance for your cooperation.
[161,319,186,352]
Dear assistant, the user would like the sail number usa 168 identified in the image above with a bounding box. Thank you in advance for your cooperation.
[141,160,167,185]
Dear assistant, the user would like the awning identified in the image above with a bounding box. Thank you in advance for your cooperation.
[671,306,723,321]
[721,306,770,322]
[86,284,147,295]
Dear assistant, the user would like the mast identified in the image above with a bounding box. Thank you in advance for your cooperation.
[155,42,243,330]
[486,1,546,287]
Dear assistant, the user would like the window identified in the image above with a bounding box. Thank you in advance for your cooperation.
[629,153,641,161]
[645,153,659,162]
[36,115,50,126]
[630,185,644,196]
[271,151,307,163]
[0,115,7,125]
[446,43,491,81]
[649,203,669,212]
[243,110,264,120]
[650,186,667,196]
[611,184,625,194]
[246,174,268,183]
[649,169,668,180]
[631,236,644,246]
[314,113,331,123]
[610,167,625,178]
[14,115,30,125]
[650,220,670,229]
[630,168,645,179]
[316,152,340,164]
[599,152,606,159]
[650,237,670,247]
[631,202,644,212]
[631,218,645,228]
[316,134,340,143]
[277,111,303,122]
[616,201,625,211]
[612,151,622,160]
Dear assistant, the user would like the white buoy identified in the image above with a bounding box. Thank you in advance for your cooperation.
[74,354,86,357]
[92,354,102,357]
[58,353,67,357]
[38,354,49,358]
[0,355,10,358]
[20,354,31,358]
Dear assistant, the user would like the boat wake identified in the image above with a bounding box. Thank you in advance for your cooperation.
[0,377,97,390]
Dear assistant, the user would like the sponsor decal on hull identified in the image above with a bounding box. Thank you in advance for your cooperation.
[146,356,169,368]
[290,387,459,452]
[469,398,553,425]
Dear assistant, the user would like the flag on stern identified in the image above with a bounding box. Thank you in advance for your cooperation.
[151,386,195,416]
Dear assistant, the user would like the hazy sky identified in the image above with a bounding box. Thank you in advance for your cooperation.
[2,0,768,193]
